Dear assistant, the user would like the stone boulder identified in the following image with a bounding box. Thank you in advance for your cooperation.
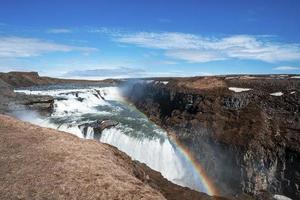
[78,119,119,137]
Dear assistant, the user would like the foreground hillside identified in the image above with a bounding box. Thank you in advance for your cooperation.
[0,115,164,199]
[0,114,226,200]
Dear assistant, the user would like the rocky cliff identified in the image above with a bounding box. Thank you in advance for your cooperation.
[124,75,300,200]
[0,73,53,114]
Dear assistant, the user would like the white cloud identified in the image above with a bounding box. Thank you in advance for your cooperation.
[0,37,97,58]
[47,28,72,33]
[166,50,225,63]
[116,32,202,50]
[273,66,299,70]
[114,32,300,63]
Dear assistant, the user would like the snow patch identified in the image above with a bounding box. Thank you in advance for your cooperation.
[270,92,283,96]
[274,194,292,200]
[291,76,300,79]
[290,91,296,94]
[154,81,169,85]
[228,87,252,93]
[145,80,154,83]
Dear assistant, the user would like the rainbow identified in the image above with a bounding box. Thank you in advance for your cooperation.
[168,132,219,196]
[125,102,219,196]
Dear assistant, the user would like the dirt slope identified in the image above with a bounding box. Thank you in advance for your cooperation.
[0,114,165,200]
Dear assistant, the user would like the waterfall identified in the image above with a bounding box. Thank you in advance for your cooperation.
[15,85,204,192]
[100,127,186,182]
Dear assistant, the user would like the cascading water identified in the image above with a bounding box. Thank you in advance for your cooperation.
[15,84,206,193]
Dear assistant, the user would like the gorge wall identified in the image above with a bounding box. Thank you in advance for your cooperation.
[124,76,300,200]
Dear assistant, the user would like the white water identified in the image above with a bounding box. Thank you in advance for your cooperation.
[100,127,186,180]
[15,85,206,193]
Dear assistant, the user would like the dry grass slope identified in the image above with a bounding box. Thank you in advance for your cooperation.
[0,114,165,200]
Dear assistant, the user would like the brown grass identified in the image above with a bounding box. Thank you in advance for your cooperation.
[177,77,226,90]
[0,114,165,200]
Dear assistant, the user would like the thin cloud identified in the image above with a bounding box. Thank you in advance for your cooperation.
[114,32,300,63]
[89,27,122,35]
[0,37,97,58]
[47,28,72,33]
[273,66,299,70]
[166,50,225,63]
[64,67,146,78]
[64,67,207,79]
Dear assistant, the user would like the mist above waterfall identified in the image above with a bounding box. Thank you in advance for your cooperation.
[10,106,43,124]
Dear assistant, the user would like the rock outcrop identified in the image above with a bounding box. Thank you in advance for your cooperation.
[9,93,54,114]
[0,114,226,200]
[0,85,54,115]
[124,75,300,200]
[79,119,119,138]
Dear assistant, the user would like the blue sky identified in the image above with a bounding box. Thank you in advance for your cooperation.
[0,0,300,78]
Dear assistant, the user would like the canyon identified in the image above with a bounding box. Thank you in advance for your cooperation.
[125,76,300,200]
[0,72,226,200]
[0,72,299,200]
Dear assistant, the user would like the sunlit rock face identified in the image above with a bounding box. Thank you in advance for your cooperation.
[124,76,300,199]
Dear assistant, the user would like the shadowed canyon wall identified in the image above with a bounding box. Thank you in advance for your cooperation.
[124,76,300,199]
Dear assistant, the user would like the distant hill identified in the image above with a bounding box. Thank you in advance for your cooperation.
[0,71,118,88]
